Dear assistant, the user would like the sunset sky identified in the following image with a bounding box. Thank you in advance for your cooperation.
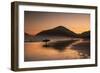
[24,11,90,35]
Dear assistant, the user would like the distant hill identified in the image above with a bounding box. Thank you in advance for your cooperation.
[24,26,90,42]
[24,33,33,42]
[31,26,79,41]
[79,31,90,39]
[35,26,78,37]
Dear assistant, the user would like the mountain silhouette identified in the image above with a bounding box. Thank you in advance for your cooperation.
[35,26,77,37]
[79,31,90,39]
[25,26,90,42]
[24,33,33,42]
[31,26,79,41]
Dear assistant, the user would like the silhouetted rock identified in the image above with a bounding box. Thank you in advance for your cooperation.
[43,40,76,51]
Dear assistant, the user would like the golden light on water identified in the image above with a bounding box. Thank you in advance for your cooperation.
[24,43,84,61]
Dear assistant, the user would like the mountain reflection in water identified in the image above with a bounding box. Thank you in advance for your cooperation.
[24,39,90,61]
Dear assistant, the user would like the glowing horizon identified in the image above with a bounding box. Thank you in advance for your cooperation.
[24,11,90,35]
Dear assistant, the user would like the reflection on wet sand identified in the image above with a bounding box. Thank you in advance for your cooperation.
[24,39,90,61]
